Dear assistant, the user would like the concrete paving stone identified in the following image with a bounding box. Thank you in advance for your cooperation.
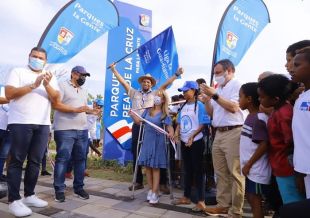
[126,213,149,218]
[161,210,193,218]
[34,185,54,193]
[72,203,109,217]
[100,187,122,195]
[96,208,129,218]
[112,199,145,212]
[84,178,107,185]
[0,210,14,218]
[91,196,122,207]
[111,183,130,190]
[86,185,107,191]
[135,205,167,218]
[51,210,94,218]
[36,207,63,217]
[52,199,87,211]
[66,194,102,204]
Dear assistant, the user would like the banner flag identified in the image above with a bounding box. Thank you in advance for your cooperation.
[103,1,152,164]
[38,0,119,63]
[211,0,270,83]
[138,26,179,89]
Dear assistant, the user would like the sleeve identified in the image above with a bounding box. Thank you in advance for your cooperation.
[229,81,242,103]
[50,76,60,91]
[164,115,172,126]
[128,87,136,99]
[6,68,20,87]
[176,111,181,124]
[252,116,269,143]
[198,102,210,125]
[279,109,293,146]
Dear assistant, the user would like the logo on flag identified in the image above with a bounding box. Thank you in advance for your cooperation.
[226,31,238,50]
[107,120,133,145]
[57,27,74,45]
[139,14,150,27]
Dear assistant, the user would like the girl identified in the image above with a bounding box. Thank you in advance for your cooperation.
[172,81,210,212]
[239,82,271,218]
[130,90,174,204]
[258,74,305,204]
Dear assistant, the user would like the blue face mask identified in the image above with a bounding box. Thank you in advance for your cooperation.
[28,57,45,71]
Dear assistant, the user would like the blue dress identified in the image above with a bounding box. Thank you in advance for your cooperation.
[138,110,172,169]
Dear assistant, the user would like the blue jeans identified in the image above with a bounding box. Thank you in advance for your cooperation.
[7,124,49,202]
[0,129,11,175]
[53,130,88,193]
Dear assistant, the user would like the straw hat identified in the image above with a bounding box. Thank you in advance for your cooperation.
[138,74,156,86]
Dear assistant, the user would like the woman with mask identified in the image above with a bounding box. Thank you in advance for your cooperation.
[130,90,174,204]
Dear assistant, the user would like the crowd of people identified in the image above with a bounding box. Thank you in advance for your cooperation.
[0,39,309,218]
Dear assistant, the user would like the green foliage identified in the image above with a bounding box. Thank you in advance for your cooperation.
[87,157,133,174]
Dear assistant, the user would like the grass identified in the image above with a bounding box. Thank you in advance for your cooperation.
[46,144,134,183]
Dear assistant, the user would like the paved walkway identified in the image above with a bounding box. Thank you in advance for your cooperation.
[0,175,265,218]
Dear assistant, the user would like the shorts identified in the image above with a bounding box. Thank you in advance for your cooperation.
[245,177,269,196]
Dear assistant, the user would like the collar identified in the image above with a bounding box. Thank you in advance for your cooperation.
[139,89,152,94]
[68,80,82,90]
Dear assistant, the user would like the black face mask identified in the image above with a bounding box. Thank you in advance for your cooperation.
[77,77,86,86]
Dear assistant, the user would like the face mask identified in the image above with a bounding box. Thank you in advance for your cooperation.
[214,71,227,85]
[154,96,162,106]
[77,77,86,86]
[28,57,45,71]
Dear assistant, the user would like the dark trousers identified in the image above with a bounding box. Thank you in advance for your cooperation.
[181,138,205,201]
[132,124,143,184]
[7,124,49,202]
[279,199,310,218]
[41,148,47,171]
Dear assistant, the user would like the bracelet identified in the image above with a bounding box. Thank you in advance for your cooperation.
[175,72,181,77]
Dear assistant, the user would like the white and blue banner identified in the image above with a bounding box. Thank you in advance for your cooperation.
[138,26,179,89]
[103,1,152,164]
[211,0,270,81]
[38,0,119,63]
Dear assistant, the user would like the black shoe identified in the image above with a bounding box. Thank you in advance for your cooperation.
[55,192,65,202]
[74,189,89,200]
[128,183,144,191]
[41,170,52,176]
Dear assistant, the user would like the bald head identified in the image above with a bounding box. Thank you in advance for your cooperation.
[258,71,274,82]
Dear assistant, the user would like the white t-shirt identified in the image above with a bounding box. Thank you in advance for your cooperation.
[211,79,245,127]
[6,66,59,125]
[177,101,210,143]
[293,90,310,174]
[240,113,271,184]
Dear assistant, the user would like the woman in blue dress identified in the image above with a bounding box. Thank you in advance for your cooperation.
[130,90,174,204]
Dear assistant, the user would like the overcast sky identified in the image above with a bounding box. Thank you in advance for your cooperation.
[0,0,309,96]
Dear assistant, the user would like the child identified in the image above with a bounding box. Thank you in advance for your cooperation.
[258,74,305,204]
[130,90,174,204]
[239,82,271,218]
[291,46,310,199]
[172,81,210,212]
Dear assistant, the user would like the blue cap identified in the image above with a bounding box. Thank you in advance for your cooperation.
[72,66,90,76]
[178,81,199,92]
[95,99,104,107]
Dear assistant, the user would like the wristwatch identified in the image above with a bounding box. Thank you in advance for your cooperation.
[211,93,219,101]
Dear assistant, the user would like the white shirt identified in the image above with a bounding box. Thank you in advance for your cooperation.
[6,66,59,125]
[240,113,271,184]
[211,79,245,127]
[293,90,310,174]
[177,101,210,143]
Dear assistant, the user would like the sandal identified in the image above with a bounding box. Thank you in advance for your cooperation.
[191,202,206,212]
[171,197,191,205]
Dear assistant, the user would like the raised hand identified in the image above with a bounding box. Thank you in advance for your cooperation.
[43,72,53,86]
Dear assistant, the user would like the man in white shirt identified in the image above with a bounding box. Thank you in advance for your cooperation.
[200,59,245,218]
[5,47,60,217]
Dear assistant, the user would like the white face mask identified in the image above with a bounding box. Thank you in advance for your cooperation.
[154,96,162,106]
[214,71,227,85]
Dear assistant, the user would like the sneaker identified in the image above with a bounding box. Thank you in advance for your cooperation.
[22,195,48,208]
[147,190,152,201]
[74,189,89,200]
[55,192,65,202]
[149,193,159,204]
[65,172,73,179]
[41,170,51,176]
[9,199,32,217]
[128,183,144,191]
[203,206,229,216]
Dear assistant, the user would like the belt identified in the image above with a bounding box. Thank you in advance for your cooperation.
[216,125,242,132]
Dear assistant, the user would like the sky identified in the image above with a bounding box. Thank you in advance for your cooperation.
[0,0,309,97]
